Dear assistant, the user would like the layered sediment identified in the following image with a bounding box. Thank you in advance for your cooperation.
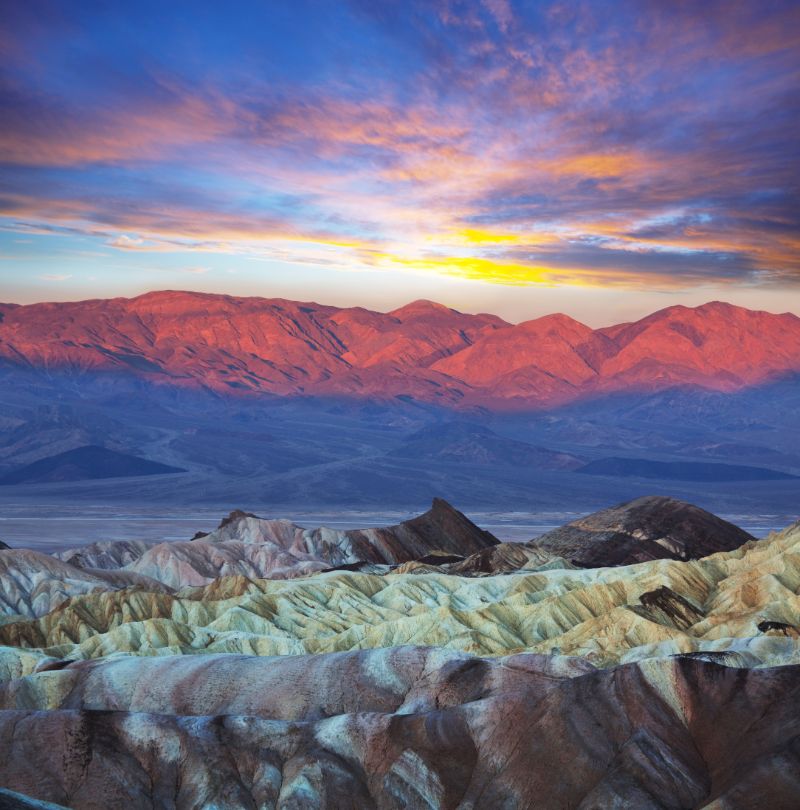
[0,500,798,808]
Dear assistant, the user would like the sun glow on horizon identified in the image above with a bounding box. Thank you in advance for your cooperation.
[0,0,797,319]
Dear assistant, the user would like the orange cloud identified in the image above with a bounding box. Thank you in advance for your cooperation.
[0,84,233,167]
[547,151,649,179]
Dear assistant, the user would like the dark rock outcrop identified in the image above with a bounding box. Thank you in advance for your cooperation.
[216,509,259,530]
[414,542,567,576]
[379,497,499,559]
[530,495,755,567]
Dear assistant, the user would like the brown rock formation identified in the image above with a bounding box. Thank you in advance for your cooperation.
[531,495,755,566]
[47,500,499,590]
[0,648,797,808]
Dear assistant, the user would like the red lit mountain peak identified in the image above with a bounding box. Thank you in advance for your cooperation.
[1,295,798,409]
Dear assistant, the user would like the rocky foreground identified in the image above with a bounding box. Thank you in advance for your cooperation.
[1,649,799,809]
[0,497,798,808]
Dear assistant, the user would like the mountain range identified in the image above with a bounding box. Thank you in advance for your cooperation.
[1,292,799,514]
[2,291,799,408]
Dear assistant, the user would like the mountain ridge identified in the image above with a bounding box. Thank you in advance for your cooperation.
[2,291,799,409]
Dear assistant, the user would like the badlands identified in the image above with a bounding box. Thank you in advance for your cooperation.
[0,496,798,808]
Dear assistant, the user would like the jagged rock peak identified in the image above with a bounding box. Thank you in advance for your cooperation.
[217,509,259,529]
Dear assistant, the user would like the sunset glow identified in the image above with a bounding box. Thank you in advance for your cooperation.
[1,0,798,322]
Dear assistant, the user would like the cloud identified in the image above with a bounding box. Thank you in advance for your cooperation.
[39,273,72,281]
[108,235,148,250]
[0,0,797,292]
[481,0,514,32]
[0,74,233,168]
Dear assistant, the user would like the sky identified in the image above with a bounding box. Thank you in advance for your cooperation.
[0,0,798,325]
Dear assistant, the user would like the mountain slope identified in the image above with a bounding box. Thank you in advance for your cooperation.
[1,292,798,408]
[0,290,504,404]
[577,456,798,482]
[598,302,800,390]
[388,422,584,469]
[0,548,171,619]
[54,540,154,570]
[0,445,186,485]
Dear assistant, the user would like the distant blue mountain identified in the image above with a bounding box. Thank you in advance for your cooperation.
[578,457,797,482]
[0,446,186,485]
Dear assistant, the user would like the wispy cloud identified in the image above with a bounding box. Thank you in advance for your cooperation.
[0,0,797,293]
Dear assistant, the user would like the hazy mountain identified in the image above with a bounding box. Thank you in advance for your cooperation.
[388,421,584,468]
[577,457,799,481]
[0,445,186,485]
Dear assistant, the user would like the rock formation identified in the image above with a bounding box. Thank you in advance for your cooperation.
[531,495,755,566]
[48,497,756,593]
[396,542,570,576]
[0,647,798,808]
[0,503,797,808]
[201,497,499,560]
[1,515,796,667]
[0,548,170,619]
[54,539,154,570]
[54,499,500,589]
